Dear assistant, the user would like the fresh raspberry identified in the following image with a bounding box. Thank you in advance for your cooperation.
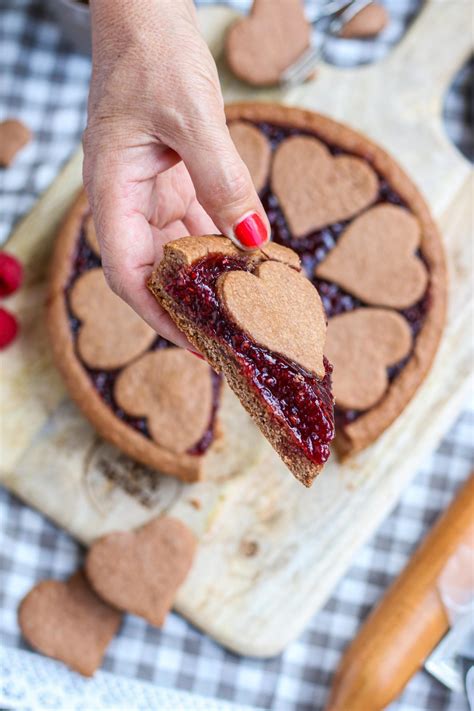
[0,252,23,297]
[0,307,19,349]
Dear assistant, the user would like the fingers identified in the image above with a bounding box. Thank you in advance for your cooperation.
[171,103,270,251]
[183,198,217,236]
[84,164,192,348]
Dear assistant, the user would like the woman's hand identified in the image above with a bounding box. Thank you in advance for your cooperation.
[84,0,269,348]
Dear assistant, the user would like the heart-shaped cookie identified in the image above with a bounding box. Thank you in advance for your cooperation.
[271,135,379,237]
[69,268,156,370]
[325,308,412,410]
[85,517,197,627]
[339,1,389,38]
[229,121,271,193]
[114,348,214,453]
[225,0,311,86]
[315,204,429,309]
[217,260,326,377]
[18,571,122,676]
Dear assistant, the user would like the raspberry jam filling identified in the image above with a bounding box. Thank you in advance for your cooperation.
[164,254,335,466]
[253,121,430,426]
[66,230,221,456]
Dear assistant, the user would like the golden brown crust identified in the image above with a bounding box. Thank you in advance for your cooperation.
[224,103,446,456]
[46,191,216,482]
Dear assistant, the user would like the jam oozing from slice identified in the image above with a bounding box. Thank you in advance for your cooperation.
[65,228,221,456]
[164,254,335,466]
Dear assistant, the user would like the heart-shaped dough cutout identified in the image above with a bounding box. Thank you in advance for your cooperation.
[229,121,271,193]
[114,348,214,453]
[315,204,429,309]
[271,135,379,237]
[69,268,156,370]
[218,260,326,377]
[225,0,310,86]
[325,308,412,410]
[85,517,197,627]
[18,571,121,676]
[339,1,389,38]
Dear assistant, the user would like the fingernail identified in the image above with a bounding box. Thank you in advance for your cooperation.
[233,212,268,250]
[187,349,205,360]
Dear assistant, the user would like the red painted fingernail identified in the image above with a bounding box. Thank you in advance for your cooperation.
[187,349,205,360]
[233,212,268,249]
[0,307,19,349]
[0,252,23,297]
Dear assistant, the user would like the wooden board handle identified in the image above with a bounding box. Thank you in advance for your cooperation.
[386,0,473,103]
[325,473,474,711]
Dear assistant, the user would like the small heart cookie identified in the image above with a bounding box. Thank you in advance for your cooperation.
[69,268,156,370]
[218,260,326,377]
[225,0,310,86]
[18,571,122,676]
[114,348,214,453]
[271,135,378,236]
[85,517,197,627]
[229,121,271,193]
[315,204,428,309]
[339,2,389,38]
[0,118,31,166]
[325,308,412,410]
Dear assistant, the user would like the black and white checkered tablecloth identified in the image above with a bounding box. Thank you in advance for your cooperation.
[1,2,473,710]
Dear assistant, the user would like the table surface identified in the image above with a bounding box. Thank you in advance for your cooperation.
[1,2,473,710]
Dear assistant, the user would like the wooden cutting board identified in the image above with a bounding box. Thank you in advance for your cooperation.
[1,0,472,657]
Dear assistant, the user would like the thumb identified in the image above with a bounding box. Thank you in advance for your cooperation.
[177,114,270,250]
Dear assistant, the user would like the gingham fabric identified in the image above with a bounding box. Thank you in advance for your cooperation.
[0,1,473,710]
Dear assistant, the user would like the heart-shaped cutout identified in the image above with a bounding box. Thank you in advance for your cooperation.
[69,268,156,370]
[325,308,412,410]
[229,121,271,193]
[271,135,379,237]
[114,348,214,453]
[316,204,428,309]
[225,0,310,86]
[339,1,389,38]
[85,517,197,627]
[218,260,326,377]
[18,571,122,676]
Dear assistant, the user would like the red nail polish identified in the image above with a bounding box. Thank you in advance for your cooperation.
[187,349,205,360]
[0,307,19,349]
[233,212,268,249]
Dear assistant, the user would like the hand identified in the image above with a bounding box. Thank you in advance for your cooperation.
[84,0,269,348]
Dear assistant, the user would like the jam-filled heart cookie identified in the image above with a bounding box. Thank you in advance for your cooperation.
[47,193,261,483]
[148,236,334,487]
[222,103,446,458]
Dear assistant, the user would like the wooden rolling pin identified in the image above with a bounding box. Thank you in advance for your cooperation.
[325,473,474,711]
